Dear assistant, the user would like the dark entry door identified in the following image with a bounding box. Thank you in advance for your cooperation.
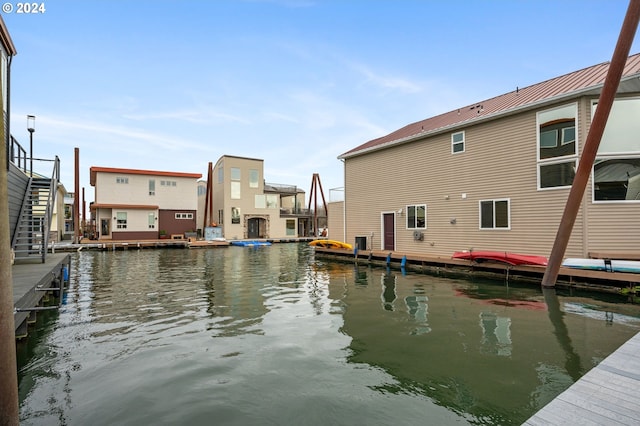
[101,219,110,238]
[248,218,260,238]
[383,213,395,251]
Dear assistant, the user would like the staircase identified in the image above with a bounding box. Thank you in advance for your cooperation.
[11,159,60,263]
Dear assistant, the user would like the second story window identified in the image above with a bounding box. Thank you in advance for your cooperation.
[231,167,241,200]
[149,179,155,196]
[116,177,129,184]
[537,103,577,189]
[249,169,259,188]
[451,131,465,154]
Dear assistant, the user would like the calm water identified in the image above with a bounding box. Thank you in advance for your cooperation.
[16,243,640,425]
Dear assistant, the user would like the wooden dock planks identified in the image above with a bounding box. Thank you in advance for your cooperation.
[12,253,70,339]
[524,332,640,425]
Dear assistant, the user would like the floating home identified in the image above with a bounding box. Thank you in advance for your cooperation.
[335,53,640,259]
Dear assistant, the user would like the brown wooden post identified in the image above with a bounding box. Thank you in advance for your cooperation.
[74,147,80,243]
[542,0,640,287]
[0,119,19,424]
[203,162,213,230]
[82,187,86,238]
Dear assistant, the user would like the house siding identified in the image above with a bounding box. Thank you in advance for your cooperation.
[8,162,28,241]
[210,155,306,240]
[344,101,589,257]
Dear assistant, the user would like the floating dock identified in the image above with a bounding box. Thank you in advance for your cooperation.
[524,331,640,425]
[312,247,640,291]
[12,253,71,339]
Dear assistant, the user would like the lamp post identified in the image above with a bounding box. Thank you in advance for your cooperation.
[27,115,35,175]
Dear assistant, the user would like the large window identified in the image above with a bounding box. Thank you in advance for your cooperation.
[116,212,127,229]
[231,207,240,224]
[537,104,577,189]
[231,167,241,199]
[592,98,640,202]
[255,194,278,209]
[286,219,295,236]
[479,199,510,229]
[451,131,465,154]
[406,204,426,229]
[250,169,259,188]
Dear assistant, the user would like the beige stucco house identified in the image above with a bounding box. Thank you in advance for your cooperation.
[90,166,202,240]
[338,53,640,258]
[207,155,308,240]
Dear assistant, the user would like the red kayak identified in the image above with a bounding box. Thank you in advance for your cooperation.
[452,250,548,266]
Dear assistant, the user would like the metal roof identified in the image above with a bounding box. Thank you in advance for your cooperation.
[340,53,640,159]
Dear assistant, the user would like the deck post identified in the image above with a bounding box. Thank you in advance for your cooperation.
[0,126,19,423]
[542,0,640,287]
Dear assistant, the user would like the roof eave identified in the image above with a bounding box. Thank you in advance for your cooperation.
[338,76,639,160]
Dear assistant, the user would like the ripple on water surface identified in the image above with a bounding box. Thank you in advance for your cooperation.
[17,244,640,426]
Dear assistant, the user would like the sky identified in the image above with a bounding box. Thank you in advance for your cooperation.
[3,0,639,204]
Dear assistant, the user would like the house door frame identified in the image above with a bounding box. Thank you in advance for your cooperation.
[381,211,396,251]
[100,218,110,239]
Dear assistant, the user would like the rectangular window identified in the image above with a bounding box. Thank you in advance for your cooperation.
[218,209,224,225]
[149,179,155,196]
[266,194,278,209]
[116,177,129,184]
[286,219,295,236]
[249,169,259,188]
[218,167,224,184]
[175,213,193,219]
[537,103,578,189]
[592,98,640,202]
[231,167,241,180]
[231,207,240,224]
[231,181,241,199]
[479,199,510,229]
[116,212,127,229]
[148,213,155,229]
[406,204,426,229]
[451,131,465,154]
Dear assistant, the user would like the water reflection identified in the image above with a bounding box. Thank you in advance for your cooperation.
[17,245,640,426]
[335,267,640,424]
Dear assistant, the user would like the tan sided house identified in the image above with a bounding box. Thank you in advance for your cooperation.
[338,53,640,258]
[90,167,202,240]
[208,155,308,240]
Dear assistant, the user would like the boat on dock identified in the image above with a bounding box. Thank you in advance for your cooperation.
[309,239,353,250]
[230,240,272,247]
[452,250,548,266]
[562,258,640,273]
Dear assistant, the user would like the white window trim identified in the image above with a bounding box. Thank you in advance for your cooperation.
[478,198,511,230]
[536,103,578,190]
[405,204,427,230]
[451,131,465,154]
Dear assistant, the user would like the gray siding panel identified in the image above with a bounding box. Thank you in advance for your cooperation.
[8,162,28,241]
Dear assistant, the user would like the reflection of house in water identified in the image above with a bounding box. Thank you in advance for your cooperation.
[479,312,512,356]
[380,272,396,311]
[327,267,639,423]
[405,295,431,335]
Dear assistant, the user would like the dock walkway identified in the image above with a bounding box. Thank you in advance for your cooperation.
[12,253,70,339]
[524,331,640,425]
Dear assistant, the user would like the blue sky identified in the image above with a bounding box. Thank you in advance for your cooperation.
[3,0,638,203]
